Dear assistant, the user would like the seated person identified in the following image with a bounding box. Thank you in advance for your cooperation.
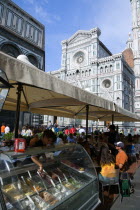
[55,133,64,145]
[115,141,128,171]
[125,134,136,156]
[67,133,76,143]
[29,128,41,147]
[99,146,118,183]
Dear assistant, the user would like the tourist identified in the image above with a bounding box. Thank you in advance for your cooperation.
[78,126,85,134]
[125,135,136,165]
[5,124,10,134]
[70,126,77,134]
[55,133,64,145]
[99,146,118,183]
[29,128,41,147]
[48,120,52,129]
[21,126,27,136]
[67,133,76,143]
[1,123,5,136]
[53,124,59,133]
[64,126,70,135]
[25,126,32,136]
[108,124,120,155]
[115,141,128,171]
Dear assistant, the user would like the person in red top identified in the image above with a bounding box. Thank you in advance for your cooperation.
[70,126,77,134]
[64,127,70,135]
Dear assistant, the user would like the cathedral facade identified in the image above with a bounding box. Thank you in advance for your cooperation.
[50,27,135,130]
[50,0,140,132]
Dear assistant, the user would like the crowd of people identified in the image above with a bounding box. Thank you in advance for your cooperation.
[0,121,139,190]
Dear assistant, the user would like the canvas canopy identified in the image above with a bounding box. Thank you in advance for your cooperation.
[0,51,140,122]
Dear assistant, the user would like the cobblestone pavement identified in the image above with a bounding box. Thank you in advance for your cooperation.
[111,163,140,210]
[97,161,140,210]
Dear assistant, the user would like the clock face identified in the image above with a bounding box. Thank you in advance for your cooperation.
[77,55,84,63]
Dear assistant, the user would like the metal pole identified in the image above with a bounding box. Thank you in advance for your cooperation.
[112,114,114,125]
[86,105,89,141]
[15,83,22,138]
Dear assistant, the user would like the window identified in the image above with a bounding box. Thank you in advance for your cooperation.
[0,3,4,23]
[110,65,113,72]
[12,14,17,29]
[34,29,38,43]
[28,55,38,67]
[17,18,23,34]
[137,1,140,8]
[117,75,120,81]
[102,79,111,88]
[25,23,30,38]
[105,66,108,72]
[100,67,103,73]
[38,31,42,47]
[30,26,34,40]
[1,43,20,58]
[117,83,120,89]
[6,10,13,27]
[116,62,120,69]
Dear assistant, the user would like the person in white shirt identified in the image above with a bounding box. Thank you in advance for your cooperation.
[25,127,32,136]
[5,125,10,134]
[78,126,85,134]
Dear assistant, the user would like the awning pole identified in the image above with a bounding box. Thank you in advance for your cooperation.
[112,114,114,125]
[86,105,89,141]
[15,83,22,138]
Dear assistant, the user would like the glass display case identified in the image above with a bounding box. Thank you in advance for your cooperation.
[0,144,100,210]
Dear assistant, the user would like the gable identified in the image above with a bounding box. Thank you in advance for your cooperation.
[68,32,92,45]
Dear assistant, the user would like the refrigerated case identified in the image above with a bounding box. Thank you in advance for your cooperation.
[0,144,100,210]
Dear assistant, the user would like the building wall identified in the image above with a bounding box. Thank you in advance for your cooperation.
[0,0,45,129]
[130,0,140,115]
[0,0,45,70]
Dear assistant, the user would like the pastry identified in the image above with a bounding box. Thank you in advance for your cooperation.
[79,167,84,171]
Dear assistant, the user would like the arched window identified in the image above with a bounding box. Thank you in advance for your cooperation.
[110,65,113,72]
[1,43,21,58]
[105,66,108,72]
[89,69,91,76]
[28,54,38,67]
[100,67,103,73]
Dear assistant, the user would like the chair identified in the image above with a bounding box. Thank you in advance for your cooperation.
[100,169,121,204]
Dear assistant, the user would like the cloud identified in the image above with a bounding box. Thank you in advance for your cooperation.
[22,0,60,24]
[81,0,131,53]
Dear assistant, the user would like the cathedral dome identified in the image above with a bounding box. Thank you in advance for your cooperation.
[122,48,134,69]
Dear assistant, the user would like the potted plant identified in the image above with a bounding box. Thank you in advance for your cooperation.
[2,133,14,147]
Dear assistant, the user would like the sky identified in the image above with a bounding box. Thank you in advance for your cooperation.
[12,0,132,72]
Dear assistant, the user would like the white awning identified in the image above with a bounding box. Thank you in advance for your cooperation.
[0,51,139,122]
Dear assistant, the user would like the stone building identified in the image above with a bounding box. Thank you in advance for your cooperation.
[50,24,137,131]
[127,0,140,115]
[0,0,45,128]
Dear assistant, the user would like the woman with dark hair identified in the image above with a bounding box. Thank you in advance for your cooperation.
[31,129,56,172]
[99,146,118,183]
